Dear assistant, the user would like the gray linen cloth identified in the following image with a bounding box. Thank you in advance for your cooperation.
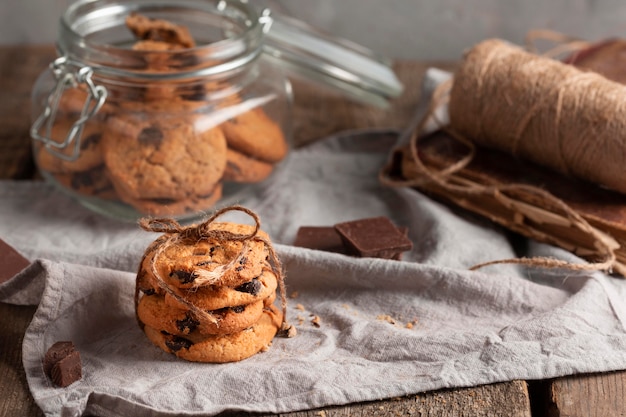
[3,69,626,416]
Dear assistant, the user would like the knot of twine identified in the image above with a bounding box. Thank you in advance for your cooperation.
[380,38,622,276]
[135,205,294,336]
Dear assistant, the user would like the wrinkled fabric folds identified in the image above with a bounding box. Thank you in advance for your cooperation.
[2,71,626,416]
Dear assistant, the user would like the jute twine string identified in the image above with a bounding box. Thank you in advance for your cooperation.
[524,29,591,58]
[135,205,292,333]
[450,39,626,194]
[380,38,621,275]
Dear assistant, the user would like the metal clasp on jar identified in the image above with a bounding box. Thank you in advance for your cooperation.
[31,56,107,161]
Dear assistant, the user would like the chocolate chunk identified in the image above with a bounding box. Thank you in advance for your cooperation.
[138,126,163,147]
[176,314,200,333]
[231,305,246,313]
[0,238,29,284]
[50,350,82,388]
[195,260,217,267]
[43,341,75,376]
[293,226,347,254]
[179,83,206,101]
[165,336,193,352]
[44,341,82,387]
[234,255,248,272]
[392,226,409,261]
[235,278,262,295]
[170,270,196,284]
[334,216,413,259]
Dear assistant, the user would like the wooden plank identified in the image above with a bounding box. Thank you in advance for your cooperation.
[548,371,626,417]
[216,381,531,417]
[0,45,55,179]
[0,303,44,417]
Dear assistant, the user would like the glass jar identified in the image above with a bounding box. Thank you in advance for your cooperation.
[31,0,403,221]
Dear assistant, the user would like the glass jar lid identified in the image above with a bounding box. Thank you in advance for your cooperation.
[260,9,404,108]
[56,0,403,107]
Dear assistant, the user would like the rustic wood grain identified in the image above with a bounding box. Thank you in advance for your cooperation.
[0,303,44,417]
[548,371,626,417]
[214,380,531,417]
[0,45,55,179]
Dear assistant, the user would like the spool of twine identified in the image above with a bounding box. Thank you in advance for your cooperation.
[448,38,626,194]
[379,37,622,275]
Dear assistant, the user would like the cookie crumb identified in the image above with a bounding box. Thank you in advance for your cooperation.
[377,314,397,325]
[311,315,321,327]
[316,411,327,417]
[296,303,305,311]
[297,315,305,325]
[279,323,298,338]
[289,291,299,299]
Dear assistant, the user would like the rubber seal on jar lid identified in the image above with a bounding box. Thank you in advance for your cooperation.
[259,9,404,109]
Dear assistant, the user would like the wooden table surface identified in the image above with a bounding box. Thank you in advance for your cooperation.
[1,45,625,417]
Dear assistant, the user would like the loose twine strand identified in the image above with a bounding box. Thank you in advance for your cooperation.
[135,205,293,335]
[380,38,621,275]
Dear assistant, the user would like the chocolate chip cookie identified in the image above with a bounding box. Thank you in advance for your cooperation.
[223,148,275,183]
[220,108,289,163]
[162,268,279,312]
[142,304,283,363]
[143,221,272,290]
[34,118,105,174]
[126,12,196,49]
[138,293,275,336]
[102,114,227,211]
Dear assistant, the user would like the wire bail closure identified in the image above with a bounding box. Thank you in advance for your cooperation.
[31,56,107,161]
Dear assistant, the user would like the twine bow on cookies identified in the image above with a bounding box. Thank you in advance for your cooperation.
[136,205,294,336]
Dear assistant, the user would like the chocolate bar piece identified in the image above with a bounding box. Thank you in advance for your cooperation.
[564,39,626,84]
[334,217,413,259]
[392,226,409,261]
[293,226,347,254]
[44,341,82,387]
[50,350,82,388]
[0,238,29,284]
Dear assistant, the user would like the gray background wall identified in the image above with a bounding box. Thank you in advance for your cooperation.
[2,0,626,60]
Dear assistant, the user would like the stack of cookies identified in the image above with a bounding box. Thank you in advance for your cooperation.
[33,12,288,218]
[135,206,288,363]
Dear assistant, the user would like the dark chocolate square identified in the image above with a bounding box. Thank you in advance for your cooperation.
[293,226,347,254]
[50,350,82,388]
[43,341,76,376]
[0,238,30,284]
[334,217,413,259]
[392,226,409,261]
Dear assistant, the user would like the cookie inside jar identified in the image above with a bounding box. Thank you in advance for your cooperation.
[31,1,292,221]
